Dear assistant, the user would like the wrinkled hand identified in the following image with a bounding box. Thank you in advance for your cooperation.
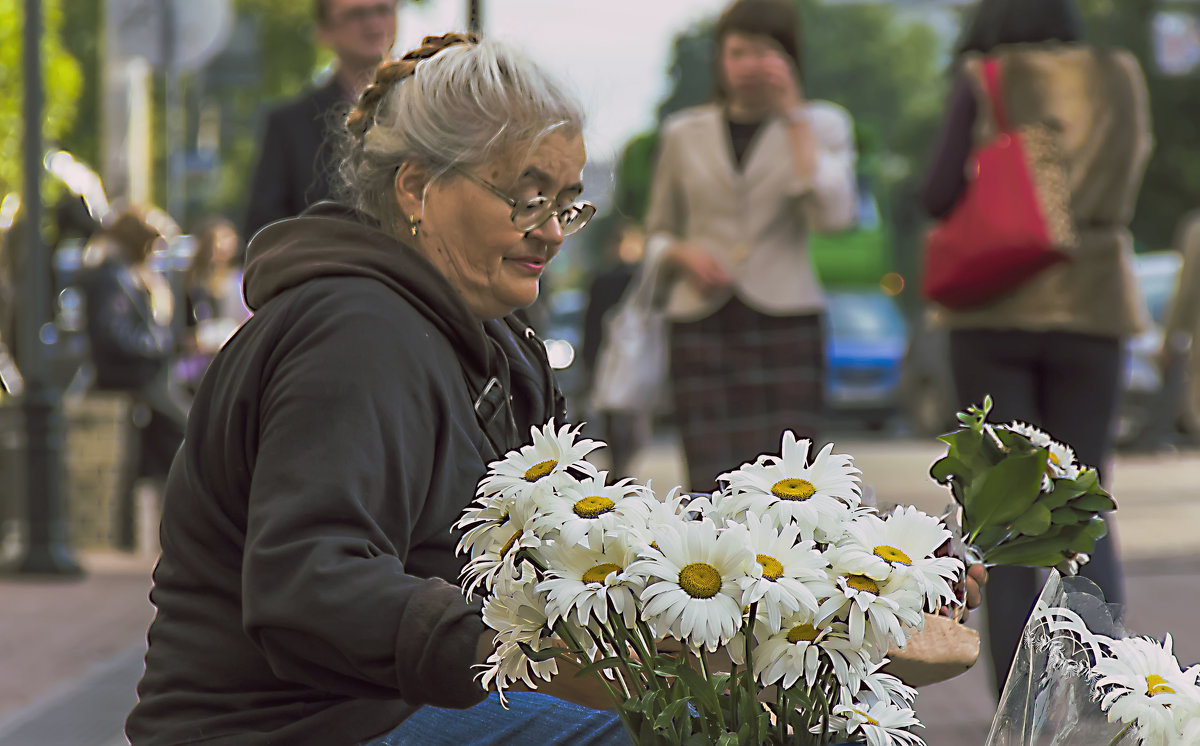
[666,243,731,295]
[966,563,986,610]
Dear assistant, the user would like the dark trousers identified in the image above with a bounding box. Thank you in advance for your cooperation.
[948,328,1125,697]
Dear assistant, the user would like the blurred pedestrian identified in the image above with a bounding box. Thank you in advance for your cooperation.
[75,205,188,547]
[582,220,651,476]
[1159,211,1200,441]
[243,0,397,238]
[177,216,250,393]
[643,0,857,493]
[919,0,1153,698]
[127,33,622,746]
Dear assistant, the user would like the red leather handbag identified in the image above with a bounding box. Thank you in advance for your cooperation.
[921,58,1077,310]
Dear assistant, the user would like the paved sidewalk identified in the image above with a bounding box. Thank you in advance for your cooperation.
[1,437,1196,745]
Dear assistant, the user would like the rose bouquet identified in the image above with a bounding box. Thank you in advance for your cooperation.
[456,423,964,746]
[986,571,1200,745]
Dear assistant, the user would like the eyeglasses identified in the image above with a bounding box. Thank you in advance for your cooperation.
[453,167,596,237]
[331,1,396,26]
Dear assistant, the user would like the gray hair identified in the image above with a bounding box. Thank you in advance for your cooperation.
[339,33,585,235]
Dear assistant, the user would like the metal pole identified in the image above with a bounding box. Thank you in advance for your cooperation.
[163,0,185,224]
[15,0,82,575]
[467,0,482,35]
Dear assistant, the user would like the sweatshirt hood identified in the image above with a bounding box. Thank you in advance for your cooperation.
[243,202,492,378]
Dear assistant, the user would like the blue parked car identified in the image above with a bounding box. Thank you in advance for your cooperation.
[824,290,908,429]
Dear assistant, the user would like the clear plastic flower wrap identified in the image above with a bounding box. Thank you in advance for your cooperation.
[986,570,1200,745]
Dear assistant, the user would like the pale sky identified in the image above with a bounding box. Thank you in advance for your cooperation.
[397,0,732,164]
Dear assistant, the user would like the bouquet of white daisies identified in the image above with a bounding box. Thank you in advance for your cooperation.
[456,423,964,746]
[986,571,1200,746]
[930,397,1116,571]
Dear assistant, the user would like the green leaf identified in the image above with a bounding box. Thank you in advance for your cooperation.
[982,542,1065,567]
[674,664,720,714]
[570,654,627,678]
[1050,506,1090,525]
[1037,482,1084,510]
[653,698,693,732]
[962,450,1046,531]
[1065,517,1110,554]
[1068,493,1117,512]
[716,733,739,746]
[515,642,571,663]
[1011,503,1052,536]
[929,454,968,485]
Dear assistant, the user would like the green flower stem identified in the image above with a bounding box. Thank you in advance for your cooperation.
[609,609,658,696]
[1105,722,1137,746]
[686,646,714,743]
[744,603,759,745]
[698,647,728,734]
[597,617,646,698]
[777,689,788,745]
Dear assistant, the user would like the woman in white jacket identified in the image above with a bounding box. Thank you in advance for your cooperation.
[644,0,857,492]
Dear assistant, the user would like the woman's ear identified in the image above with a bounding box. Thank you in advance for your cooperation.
[393,161,432,223]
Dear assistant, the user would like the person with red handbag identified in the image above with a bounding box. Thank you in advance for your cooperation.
[918,0,1153,700]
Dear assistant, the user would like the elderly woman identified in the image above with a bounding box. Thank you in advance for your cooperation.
[125,34,625,746]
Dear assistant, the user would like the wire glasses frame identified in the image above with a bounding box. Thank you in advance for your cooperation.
[453,166,596,236]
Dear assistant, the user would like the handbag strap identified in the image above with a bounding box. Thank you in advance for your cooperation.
[981,57,1009,132]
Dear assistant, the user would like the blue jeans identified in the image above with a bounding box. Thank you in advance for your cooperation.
[362,692,630,746]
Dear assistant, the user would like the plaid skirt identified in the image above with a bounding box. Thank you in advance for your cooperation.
[669,297,825,493]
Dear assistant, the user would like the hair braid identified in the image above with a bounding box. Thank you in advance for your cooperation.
[345,33,478,143]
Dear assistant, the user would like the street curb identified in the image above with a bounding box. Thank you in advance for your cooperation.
[0,642,143,746]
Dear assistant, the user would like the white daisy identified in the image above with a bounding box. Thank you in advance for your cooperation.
[531,474,653,547]
[620,486,709,549]
[817,546,926,653]
[478,578,559,701]
[829,699,925,746]
[535,534,643,629]
[728,512,833,632]
[458,496,544,600]
[1002,421,1084,479]
[1093,635,1200,744]
[627,516,756,651]
[747,616,873,691]
[717,431,862,542]
[477,420,602,499]
[855,665,919,710]
[838,506,962,609]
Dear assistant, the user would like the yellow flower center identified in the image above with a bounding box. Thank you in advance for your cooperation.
[852,709,880,726]
[756,553,785,580]
[678,562,723,599]
[573,496,616,518]
[499,529,522,557]
[1048,451,1061,466]
[1146,674,1175,696]
[523,459,557,482]
[771,478,816,501]
[845,574,880,595]
[582,562,623,585]
[874,544,912,566]
[786,623,820,644]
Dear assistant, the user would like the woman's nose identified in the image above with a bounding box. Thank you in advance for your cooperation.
[528,214,565,247]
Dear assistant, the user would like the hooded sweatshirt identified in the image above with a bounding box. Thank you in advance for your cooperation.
[126,204,565,746]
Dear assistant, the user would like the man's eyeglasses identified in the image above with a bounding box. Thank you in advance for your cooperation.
[332,1,396,26]
[453,167,596,237]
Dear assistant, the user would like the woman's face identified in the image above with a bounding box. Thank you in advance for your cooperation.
[413,131,587,320]
[720,31,791,109]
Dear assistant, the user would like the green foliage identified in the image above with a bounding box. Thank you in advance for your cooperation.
[930,396,1116,569]
[0,0,83,197]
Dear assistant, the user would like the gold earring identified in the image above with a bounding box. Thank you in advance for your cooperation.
[409,216,420,238]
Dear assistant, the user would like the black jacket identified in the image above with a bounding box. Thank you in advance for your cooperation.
[126,204,566,745]
[76,259,172,390]
[243,79,346,239]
